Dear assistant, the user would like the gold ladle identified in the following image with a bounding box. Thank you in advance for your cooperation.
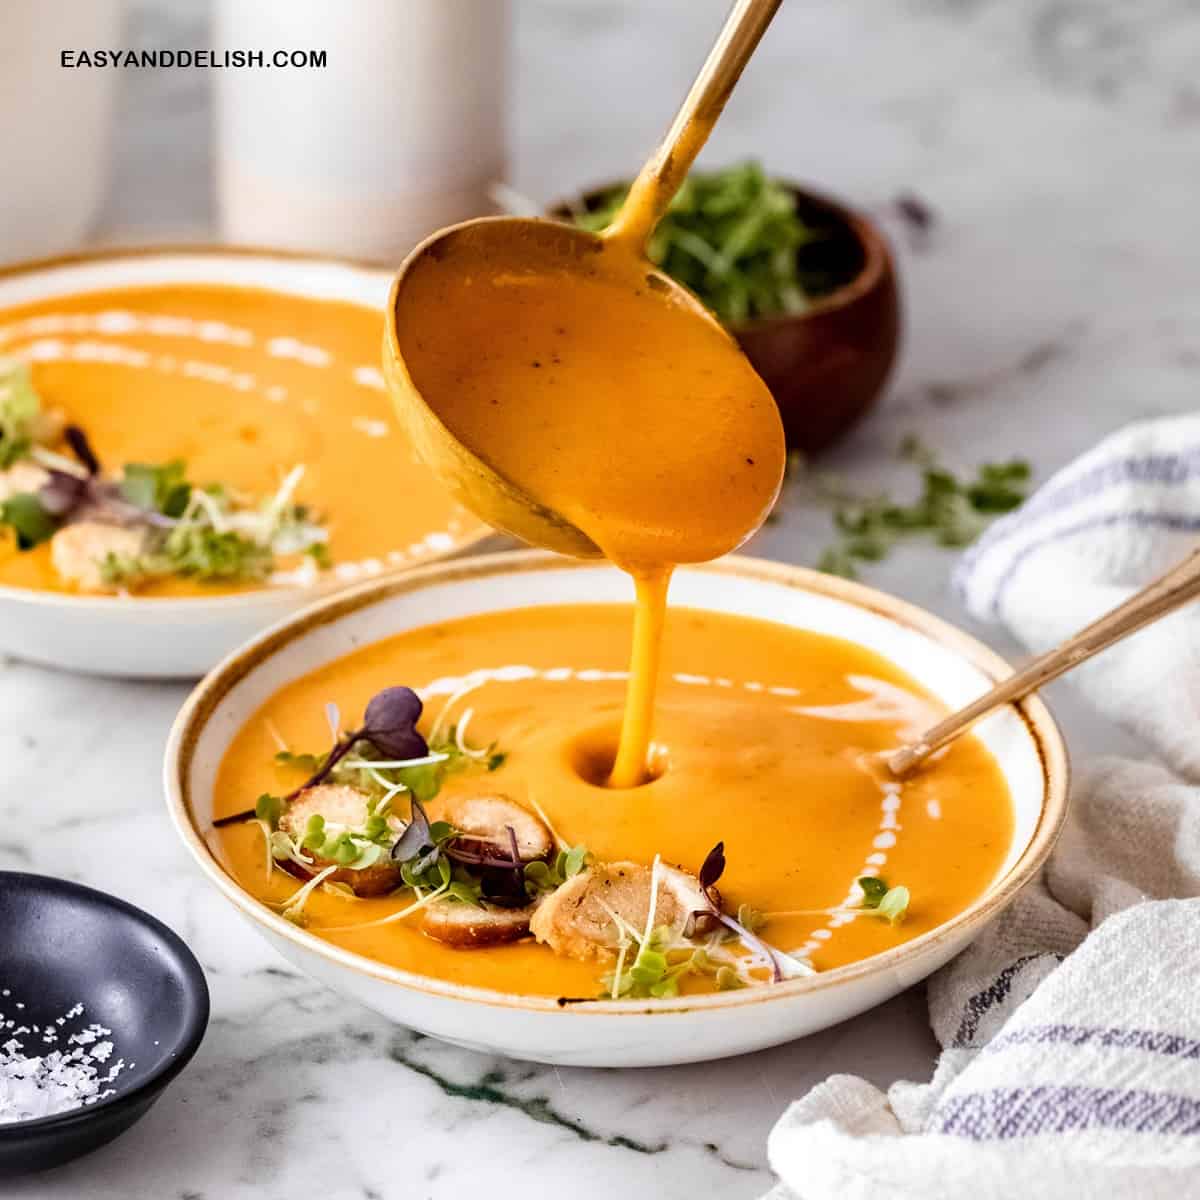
[888,545,1200,776]
[382,0,783,556]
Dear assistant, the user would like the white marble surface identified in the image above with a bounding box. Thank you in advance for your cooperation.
[5,0,1196,1195]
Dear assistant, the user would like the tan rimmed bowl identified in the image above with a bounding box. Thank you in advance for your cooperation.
[164,551,1068,1067]
[0,246,489,678]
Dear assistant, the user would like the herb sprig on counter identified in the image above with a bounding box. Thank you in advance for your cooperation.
[570,162,843,324]
[804,437,1031,580]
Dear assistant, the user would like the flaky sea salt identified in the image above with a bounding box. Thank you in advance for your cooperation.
[0,996,126,1123]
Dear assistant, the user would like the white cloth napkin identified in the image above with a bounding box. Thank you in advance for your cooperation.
[765,415,1200,1200]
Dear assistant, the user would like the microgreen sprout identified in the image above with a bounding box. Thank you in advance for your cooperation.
[0,493,56,548]
[321,881,453,933]
[686,841,815,984]
[599,852,786,999]
[764,876,912,926]
[0,358,40,468]
[213,687,437,828]
[278,864,340,924]
[524,844,591,893]
[856,876,911,925]
[98,463,328,586]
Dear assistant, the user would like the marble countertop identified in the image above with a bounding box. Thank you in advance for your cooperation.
[5,0,1194,1195]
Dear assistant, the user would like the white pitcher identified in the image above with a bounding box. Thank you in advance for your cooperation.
[214,0,509,264]
[0,1,122,263]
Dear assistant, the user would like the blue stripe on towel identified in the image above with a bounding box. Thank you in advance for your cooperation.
[985,1024,1200,1061]
[932,1085,1200,1138]
[951,955,1052,1048]
[954,449,1200,604]
[1018,449,1200,524]
[987,510,1200,619]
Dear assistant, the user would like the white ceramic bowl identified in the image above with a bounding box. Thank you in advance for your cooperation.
[165,551,1069,1067]
[0,247,487,678]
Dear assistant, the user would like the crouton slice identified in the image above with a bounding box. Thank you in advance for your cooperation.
[278,784,402,898]
[441,793,553,862]
[420,899,535,947]
[0,461,50,503]
[50,521,147,593]
[529,862,713,961]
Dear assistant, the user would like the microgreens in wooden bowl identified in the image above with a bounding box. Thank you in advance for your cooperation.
[553,162,900,454]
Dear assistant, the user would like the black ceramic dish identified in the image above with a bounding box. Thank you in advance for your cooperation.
[0,872,209,1176]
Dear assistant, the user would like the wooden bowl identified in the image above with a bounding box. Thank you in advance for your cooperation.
[551,182,901,454]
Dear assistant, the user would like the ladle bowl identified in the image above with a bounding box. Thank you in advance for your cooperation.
[382,215,744,559]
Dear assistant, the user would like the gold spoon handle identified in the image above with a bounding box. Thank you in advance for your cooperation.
[605,0,784,251]
[888,544,1200,776]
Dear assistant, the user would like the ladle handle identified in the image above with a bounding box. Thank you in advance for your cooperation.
[604,0,784,251]
[888,544,1200,776]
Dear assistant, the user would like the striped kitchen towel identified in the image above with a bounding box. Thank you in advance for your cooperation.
[766,415,1200,1200]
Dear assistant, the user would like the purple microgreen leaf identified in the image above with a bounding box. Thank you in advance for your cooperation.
[857,876,888,909]
[361,686,427,760]
[64,425,100,475]
[391,796,433,863]
[38,470,89,517]
[698,840,726,904]
[506,823,524,886]
[444,842,506,867]
[476,825,531,908]
[689,840,793,984]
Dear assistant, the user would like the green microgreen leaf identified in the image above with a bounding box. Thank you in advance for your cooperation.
[524,844,592,895]
[715,966,744,991]
[305,541,332,568]
[162,523,274,581]
[255,793,283,827]
[875,886,910,925]
[0,359,41,469]
[275,749,326,773]
[0,492,57,548]
[736,903,766,933]
[119,460,192,517]
[857,876,910,924]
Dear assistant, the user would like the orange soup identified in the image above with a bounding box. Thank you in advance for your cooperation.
[212,603,1013,1000]
[0,283,481,596]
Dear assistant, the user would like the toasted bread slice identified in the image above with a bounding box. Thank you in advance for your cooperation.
[441,793,553,862]
[0,461,50,503]
[278,784,402,898]
[50,521,147,593]
[419,899,535,947]
[529,862,713,961]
